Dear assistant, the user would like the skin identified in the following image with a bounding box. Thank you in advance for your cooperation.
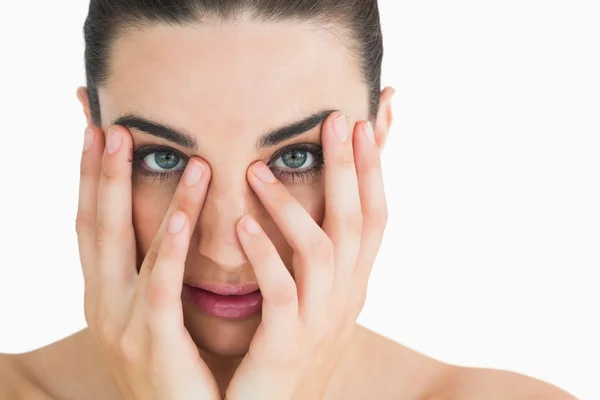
[0,19,577,400]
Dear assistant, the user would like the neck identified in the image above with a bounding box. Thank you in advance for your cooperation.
[198,348,244,395]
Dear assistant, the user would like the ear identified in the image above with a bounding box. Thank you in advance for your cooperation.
[76,86,94,127]
[373,86,395,152]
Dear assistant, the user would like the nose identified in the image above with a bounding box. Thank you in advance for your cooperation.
[193,171,261,272]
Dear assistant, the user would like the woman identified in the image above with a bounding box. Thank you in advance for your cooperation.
[0,0,577,399]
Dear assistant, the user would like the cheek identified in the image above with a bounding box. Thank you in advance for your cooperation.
[288,179,326,226]
[260,181,326,274]
[132,184,173,254]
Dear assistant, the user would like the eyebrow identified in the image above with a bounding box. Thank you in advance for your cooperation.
[111,109,336,151]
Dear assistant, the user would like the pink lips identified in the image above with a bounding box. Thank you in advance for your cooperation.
[183,282,263,319]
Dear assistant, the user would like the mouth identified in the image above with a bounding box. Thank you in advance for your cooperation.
[183,282,263,319]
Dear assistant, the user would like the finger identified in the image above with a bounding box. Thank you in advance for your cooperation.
[353,120,388,285]
[96,125,137,308]
[321,112,363,282]
[236,215,298,329]
[246,163,333,316]
[76,126,104,286]
[136,211,217,396]
[144,210,191,329]
[135,158,210,303]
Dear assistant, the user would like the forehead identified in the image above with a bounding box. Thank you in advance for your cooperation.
[99,21,368,149]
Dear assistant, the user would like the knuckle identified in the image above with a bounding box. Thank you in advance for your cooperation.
[97,318,118,349]
[95,221,110,245]
[94,221,130,248]
[345,211,363,234]
[75,212,93,236]
[101,165,121,183]
[366,206,388,230]
[171,186,204,214]
[118,329,141,365]
[377,208,389,228]
[79,161,90,179]
[145,278,171,310]
[269,280,297,306]
[79,154,96,177]
[308,238,334,265]
[352,284,368,313]
[334,149,355,168]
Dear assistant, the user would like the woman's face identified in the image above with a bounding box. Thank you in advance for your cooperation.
[90,20,388,357]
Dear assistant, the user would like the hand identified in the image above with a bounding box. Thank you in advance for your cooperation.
[75,125,220,400]
[226,112,388,400]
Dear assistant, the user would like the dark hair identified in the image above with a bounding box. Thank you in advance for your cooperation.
[83,0,383,126]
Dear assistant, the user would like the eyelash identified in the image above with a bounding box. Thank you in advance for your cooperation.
[131,144,187,184]
[130,143,324,184]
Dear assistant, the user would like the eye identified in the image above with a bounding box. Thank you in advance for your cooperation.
[272,149,316,171]
[131,145,188,183]
[143,150,186,172]
[268,143,324,184]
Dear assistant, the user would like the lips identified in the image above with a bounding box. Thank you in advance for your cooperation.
[182,282,263,319]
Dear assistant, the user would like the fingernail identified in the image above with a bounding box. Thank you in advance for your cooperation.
[183,160,205,186]
[363,121,375,144]
[106,128,122,154]
[333,113,349,142]
[168,212,186,234]
[83,128,94,152]
[241,215,261,235]
[252,162,277,183]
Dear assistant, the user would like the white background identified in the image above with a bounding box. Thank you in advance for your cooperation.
[0,1,598,399]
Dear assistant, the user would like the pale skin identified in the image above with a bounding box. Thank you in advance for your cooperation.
[0,20,577,399]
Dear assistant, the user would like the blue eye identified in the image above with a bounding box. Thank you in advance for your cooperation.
[268,143,324,184]
[131,143,324,185]
[131,145,188,183]
[272,149,316,170]
[143,150,186,172]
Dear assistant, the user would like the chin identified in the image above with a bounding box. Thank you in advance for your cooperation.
[183,307,261,357]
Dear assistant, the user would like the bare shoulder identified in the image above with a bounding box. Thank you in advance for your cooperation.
[443,366,578,399]
[0,330,123,400]
[338,326,578,400]
[0,353,19,398]
[0,352,47,399]
[332,326,456,399]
